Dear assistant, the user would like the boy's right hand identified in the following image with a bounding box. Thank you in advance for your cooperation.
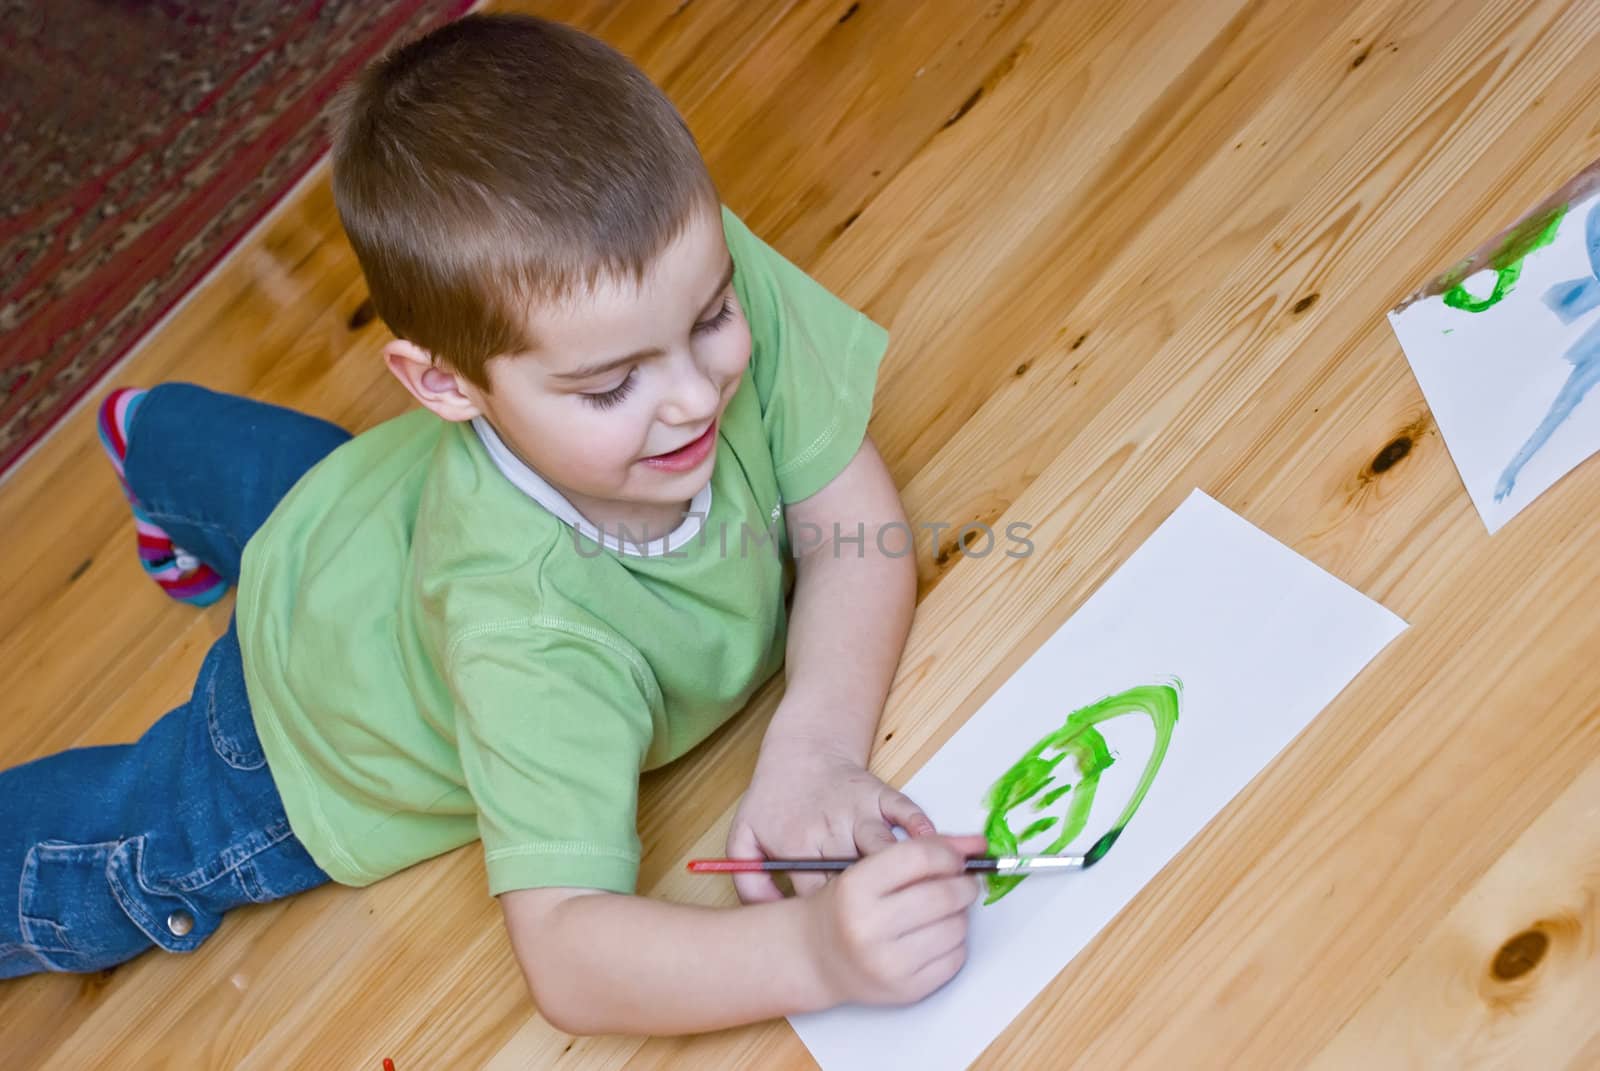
[803,833,990,1007]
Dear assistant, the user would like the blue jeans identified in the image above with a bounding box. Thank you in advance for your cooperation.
[0,384,351,979]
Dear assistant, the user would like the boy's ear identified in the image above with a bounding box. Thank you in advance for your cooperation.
[383,339,484,423]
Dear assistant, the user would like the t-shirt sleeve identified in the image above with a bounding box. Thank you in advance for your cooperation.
[722,206,891,504]
[447,623,660,897]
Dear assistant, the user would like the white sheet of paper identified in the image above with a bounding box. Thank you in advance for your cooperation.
[1386,185,1600,533]
[787,489,1407,1071]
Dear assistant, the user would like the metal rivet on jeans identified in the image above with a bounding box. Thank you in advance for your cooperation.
[166,910,194,937]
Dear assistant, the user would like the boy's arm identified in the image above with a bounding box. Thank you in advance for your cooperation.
[500,886,824,1035]
[769,432,918,762]
[499,832,987,1036]
[725,434,945,902]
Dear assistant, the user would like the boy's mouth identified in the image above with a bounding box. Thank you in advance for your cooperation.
[640,420,718,470]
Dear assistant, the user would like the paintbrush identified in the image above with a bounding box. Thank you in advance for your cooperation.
[687,828,1121,874]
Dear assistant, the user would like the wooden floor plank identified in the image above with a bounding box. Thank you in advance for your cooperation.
[1308,759,1600,1069]
[4,0,1599,1067]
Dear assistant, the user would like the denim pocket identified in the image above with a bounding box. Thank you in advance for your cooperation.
[19,840,163,972]
[204,627,266,771]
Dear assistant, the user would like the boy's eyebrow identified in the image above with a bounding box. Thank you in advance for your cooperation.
[551,256,736,382]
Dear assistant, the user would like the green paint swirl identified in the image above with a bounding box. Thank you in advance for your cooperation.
[1442,204,1567,313]
[980,680,1181,904]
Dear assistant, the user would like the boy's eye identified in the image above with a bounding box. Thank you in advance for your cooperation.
[580,368,636,411]
[694,295,736,334]
[578,294,733,411]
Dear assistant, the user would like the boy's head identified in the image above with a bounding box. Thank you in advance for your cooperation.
[331,14,751,519]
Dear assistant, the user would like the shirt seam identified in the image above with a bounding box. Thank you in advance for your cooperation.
[773,315,865,479]
[484,842,639,863]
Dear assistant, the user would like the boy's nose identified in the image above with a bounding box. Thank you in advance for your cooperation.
[660,369,722,425]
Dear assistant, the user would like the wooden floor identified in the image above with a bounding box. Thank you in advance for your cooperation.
[4,0,1599,1066]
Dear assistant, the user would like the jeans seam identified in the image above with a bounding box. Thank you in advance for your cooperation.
[206,660,266,771]
[0,944,49,974]
[140,509,241,550]
[12,853,54,960]
[236,863,267,903]
[171,817,294,894]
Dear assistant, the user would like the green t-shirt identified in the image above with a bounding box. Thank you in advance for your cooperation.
[236,208,889,896]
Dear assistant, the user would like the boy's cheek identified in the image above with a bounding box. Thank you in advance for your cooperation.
[726,318,754,375]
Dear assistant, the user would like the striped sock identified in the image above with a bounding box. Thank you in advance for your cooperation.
[97,388,228,607]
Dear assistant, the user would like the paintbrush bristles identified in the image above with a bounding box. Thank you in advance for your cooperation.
[1082,827,1122,867]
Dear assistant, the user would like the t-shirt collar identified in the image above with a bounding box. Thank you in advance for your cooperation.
[470,416,711,558]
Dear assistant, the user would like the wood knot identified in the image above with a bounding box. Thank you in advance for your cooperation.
[78,967,118,996]
[943,86,983,129]
[1291,292,1319,315]
[1370,436,1412,474]
[1014,361,1030,377]
[347,296,377,330]
[1491,928,1549,981]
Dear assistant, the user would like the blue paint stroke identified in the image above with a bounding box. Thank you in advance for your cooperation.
[1591,195,1600,278]
[1496,198,1600,502]
[1542,209,1600,324]
[1495,315,1600,501]
[1542,277,1600,323]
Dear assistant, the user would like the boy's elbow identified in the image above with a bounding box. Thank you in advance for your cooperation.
[525,966,632,1037]
[499,886,613,1035]
[522,967,586,1035]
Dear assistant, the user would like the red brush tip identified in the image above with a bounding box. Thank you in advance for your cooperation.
[383,1059,396,1071]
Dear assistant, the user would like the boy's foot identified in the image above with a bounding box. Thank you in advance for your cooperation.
[97,388,229,606]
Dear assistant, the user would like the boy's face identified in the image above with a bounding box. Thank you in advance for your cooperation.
[469,203,751,523]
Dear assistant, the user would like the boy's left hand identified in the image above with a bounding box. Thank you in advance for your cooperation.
[726,734,939,903]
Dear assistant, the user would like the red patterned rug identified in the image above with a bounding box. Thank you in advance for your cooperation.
[0,0,477,479]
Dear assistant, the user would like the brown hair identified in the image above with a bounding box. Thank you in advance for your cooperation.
[330,13,717,387]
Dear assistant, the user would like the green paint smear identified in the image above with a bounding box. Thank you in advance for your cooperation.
[1036,784,1072,808]
[980,680,1181,905]
[1441,204,1567,313]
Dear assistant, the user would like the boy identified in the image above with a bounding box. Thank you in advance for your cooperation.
[0,13,987,1035]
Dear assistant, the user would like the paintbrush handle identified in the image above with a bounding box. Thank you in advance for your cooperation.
[688,830,1113,876]
[686,858,860,873]
[685,855,1081,873]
